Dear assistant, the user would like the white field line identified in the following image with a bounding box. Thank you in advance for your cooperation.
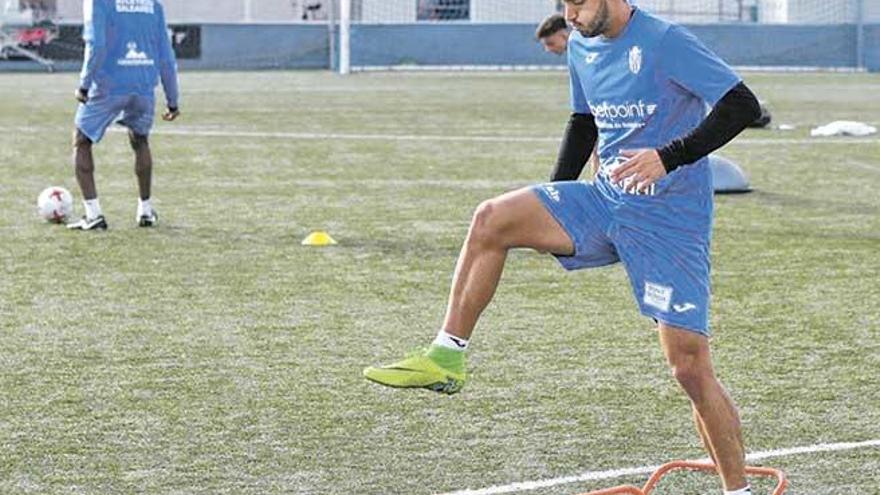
[2,126,878,146]
[435,439,880,495]
[139,128,880,146]
[147,127,562,143]
[846,160,880,173]
[275,178,528,189]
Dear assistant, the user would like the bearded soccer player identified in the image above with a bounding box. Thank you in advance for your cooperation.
[365,0,760,493]
[68,0,180,231]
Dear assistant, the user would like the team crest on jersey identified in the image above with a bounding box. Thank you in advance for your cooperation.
[628,46,642,74]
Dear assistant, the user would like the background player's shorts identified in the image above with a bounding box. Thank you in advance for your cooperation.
[532,181,712,336]
[75,93,155,143]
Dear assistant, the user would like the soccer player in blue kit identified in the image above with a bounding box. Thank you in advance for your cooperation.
[68,0,180,230]
[365,1,761,493]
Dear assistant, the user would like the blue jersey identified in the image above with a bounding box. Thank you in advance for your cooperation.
[567,8,739,200]
[79,0,179,108]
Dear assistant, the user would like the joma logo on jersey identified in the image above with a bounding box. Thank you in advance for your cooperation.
[588,100,658,120]
[116,0,154,14]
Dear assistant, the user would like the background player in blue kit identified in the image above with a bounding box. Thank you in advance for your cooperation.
[536,13,602,182]
[365,0,761,493]
[68,0,180,231]
[536,13,570,56]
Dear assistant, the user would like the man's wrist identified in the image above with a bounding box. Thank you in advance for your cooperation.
[657,142,684,173]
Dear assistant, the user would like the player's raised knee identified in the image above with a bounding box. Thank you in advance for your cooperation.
[468,198,507,244]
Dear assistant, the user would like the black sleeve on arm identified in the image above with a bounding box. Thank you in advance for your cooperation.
[551,113,599,181]
[657,82,761,173]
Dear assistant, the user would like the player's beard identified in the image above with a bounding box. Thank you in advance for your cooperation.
[578,0,612,37]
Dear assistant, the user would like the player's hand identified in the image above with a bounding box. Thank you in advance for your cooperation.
[162,107,180,121]
[74,87,89,104]
[610,149,667,194]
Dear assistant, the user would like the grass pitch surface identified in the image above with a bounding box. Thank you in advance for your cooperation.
[0,70,878,494]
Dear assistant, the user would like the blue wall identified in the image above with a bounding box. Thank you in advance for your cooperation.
[687,24,858,67]
[184,24,328,70]
[349,23,878,71]
[349,24,562,67]
[2,23,878,72]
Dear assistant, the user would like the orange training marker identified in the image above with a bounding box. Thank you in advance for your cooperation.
[578,461,787,495]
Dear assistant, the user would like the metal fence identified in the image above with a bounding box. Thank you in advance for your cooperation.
[348,0,875,24]
[10,0,876,24]
[2,0,877,72]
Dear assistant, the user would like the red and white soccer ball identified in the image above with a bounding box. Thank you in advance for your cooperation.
[37,187,74,223]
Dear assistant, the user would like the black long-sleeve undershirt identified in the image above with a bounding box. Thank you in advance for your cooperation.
[657,82,761,172]
[551,81,761,180]
[550,112,598,181]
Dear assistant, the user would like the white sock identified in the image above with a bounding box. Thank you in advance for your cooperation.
[433,330,469,351]
[83,198,102,220]
[724,485,751,495]
[138,198,152,217]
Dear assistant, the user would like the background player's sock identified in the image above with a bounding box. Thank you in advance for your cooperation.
[432,329,469,351]
[84,198,102,220]
[724,485,751,495]
[138,198,153,217]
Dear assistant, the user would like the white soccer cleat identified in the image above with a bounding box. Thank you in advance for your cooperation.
[67,215,108,231]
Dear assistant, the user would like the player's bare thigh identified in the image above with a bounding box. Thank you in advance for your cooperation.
[471,187,574,256]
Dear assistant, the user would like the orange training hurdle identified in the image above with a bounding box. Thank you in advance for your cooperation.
[578,460,787,495]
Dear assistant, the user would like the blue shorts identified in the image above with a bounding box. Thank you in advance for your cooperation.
[75,93,155,143]
[533,179,713,336]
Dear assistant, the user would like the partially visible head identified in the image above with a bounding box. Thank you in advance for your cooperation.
[563,0,629,38]
[535,14,569,55]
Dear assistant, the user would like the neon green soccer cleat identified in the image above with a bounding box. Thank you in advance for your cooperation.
[363,347,466,395]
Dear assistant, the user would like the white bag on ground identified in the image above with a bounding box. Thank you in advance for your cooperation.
[810,121,877,137]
